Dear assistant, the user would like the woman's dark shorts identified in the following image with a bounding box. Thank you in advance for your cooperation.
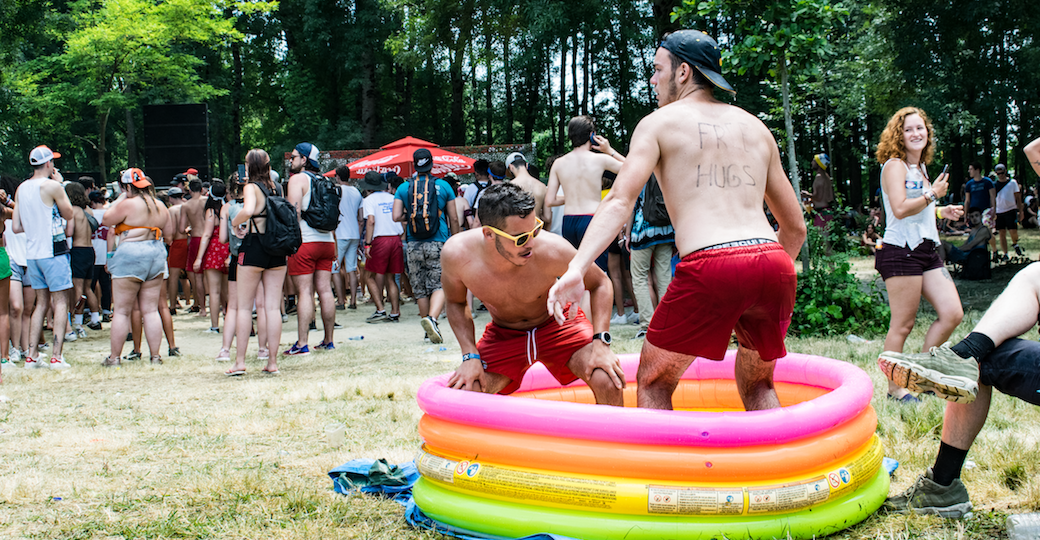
[875,239,944,280]
[238,234,286,270]
[996,209,1018,231]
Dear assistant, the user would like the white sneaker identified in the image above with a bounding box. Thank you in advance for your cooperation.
[10,348,22,362]
[75,326,88,338]
[24,357,44,369]
[609,313,627,325]
[64,331,78,342]
[48,356,71,370]
[626,312,640,325]
[281,313,289,323]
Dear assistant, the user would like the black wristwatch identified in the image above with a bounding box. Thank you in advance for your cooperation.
[592,332,612,346]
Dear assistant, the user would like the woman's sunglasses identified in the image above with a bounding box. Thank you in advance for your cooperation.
[484,217,543,247]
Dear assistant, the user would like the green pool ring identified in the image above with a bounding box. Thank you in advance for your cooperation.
[413,467,889,540]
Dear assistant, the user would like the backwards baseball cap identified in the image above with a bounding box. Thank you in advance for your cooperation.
[659,30,735,95]
[121,168,151,188]
[29,145,61,166]
[183,168,199,176]
[505,152,527,168]
[414,148,433,173]
[167,187,185,197]
[295,142,321,169]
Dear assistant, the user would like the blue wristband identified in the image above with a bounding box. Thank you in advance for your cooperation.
[462,353,487,370]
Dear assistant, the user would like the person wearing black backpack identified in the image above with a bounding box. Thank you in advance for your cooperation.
[285,142,339,356]
[392,148,461,343]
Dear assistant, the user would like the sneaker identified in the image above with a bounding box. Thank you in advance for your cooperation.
[992,251,1000,263]
[75,326,88,339]
[258,348,270,360]
[308,321,317,331]
[24,357,43,369]
[205,327,221,334]
[124,351,142,362]
[38,343,49,351]
[421,316,443,344]
[877,345,979,404]
[887,392,923,404]
[883,469,972,518]
[283,342,310,356]
[347,304,357,310]
[49,356,71,370]
[388,314,400,323]
[216,348,231,362]
[168,347,181,357]
[10,348,22,363]
[0,357,9,366]
[281,313,289,323]
[126,333,133,342]
[366,311,389,323]
[315,341,335,351]
[1015,244,1024,257]
[101,313,112,323]
[336,303,346,311]
[285,302,297,315]
[86,321,103,331]
[609,313,627,326]
[626,311,640,325]
[65,331,78,342]
[634,328,647,339]
[333,322,343,329]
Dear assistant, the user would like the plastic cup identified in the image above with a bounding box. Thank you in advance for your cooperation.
[325,422,345,448]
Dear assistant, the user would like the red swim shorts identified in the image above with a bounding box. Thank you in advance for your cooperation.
[185,236,202,271]
[366,235,404,275]
[646,241,796,361]
[477,307,593,395]
[168,238,189,270]
[288,241,336,276]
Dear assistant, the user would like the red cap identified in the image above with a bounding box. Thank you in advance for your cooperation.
[184,168,199,176]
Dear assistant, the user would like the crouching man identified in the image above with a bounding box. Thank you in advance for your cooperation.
[441,183,624,404]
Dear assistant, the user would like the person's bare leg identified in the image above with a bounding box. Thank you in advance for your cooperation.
[20,286,34,354]
[28,288,50,359]
[883,275,924,397]
[205,269,223,329]
[637,340,696,410]
[348,269,359,307]
[48,288,69,358]
[972,262,1040,344]
[941,385,992,450]
[429,289,446,320]
[109,278,140,361]
[735,346,780,411]
[567,343,624,406]
[387,274,401,315]
[233,266,262,372]
[138,277,164,359]
[8,279,22,356]
[130,305,143,355]
[314,269,336,343]
[158,282,176,350]
[0,277,10,361]
[167,268,181,312]
[256,281,268,350]
[607,252,625,317]
[920,267,963,349]
[416,296,430,318]
[261,268,286,371]
[999,229,1009,255]
[291,273,315,346]
[221,280,237,353]
[333,264,345,306]
[367,273,385,312]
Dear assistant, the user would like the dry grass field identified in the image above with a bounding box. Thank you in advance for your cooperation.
[2,232,1040,539]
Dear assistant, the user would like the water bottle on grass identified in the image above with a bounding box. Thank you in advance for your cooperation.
[1008,513,1040,540]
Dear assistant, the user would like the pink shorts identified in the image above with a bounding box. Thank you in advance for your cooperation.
[647,241,796,361]
[477,307,592,395]
[288,241,335,276]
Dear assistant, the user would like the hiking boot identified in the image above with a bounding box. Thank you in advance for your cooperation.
[421,316,443,344]
[878,345,979,404]
[366,310,388,323]
[883,469,972,518]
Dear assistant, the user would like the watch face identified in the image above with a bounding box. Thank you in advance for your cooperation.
[596,332,612,345]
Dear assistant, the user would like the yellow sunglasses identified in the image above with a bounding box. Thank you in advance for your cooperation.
[485,217,544,247]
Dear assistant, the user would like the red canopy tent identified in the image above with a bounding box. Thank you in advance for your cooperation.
[347,136,476,179]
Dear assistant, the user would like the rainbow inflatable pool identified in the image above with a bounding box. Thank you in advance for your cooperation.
[413,351,887,539]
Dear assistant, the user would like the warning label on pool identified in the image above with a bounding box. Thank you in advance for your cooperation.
[647,487,744,515]
[416,453,456,484]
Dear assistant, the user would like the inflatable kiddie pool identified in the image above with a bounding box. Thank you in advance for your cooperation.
[412,351,887,540]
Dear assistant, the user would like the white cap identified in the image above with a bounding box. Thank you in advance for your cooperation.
[29,145,61,165]
[505,152,526,168]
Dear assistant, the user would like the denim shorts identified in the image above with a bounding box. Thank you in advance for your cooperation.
[981,338,1040,406]
[10,261,26,283]
[109,240,168,282]
[27,255,73,292]
[336,238,360,273]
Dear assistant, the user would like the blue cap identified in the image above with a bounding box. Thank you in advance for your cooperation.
[295,142,321,169]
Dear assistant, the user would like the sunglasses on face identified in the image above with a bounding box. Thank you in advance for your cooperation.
[485,217,543,247]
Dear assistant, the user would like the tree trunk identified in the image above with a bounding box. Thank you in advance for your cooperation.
[558,37,568,153]
[231,39,243,163]
[651,0,682,38]
[504,34,514,143]
[485,26,493,145]
[125,107,137,167]
[361,47,377,148]
[570,34,579,115]
[98,109,109,184]
[849,118,863,208]
[582,27,590,116]
[779,60,807,272]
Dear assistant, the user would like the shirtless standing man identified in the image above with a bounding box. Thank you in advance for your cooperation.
[547,30,806,412]
[442,183,623,404]
[165,187,189,314]
[505,152,552,231]
[182,179,207,315]
[545,115,625,270]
